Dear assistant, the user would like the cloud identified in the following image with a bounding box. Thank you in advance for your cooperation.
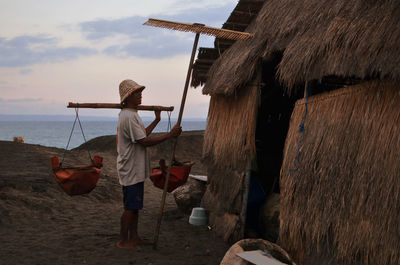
[0,97,69,115]
[0,35,97,67]
[162,2,234,26]
[80,15,193,58]
[79,3,232,39]
[0,2,235,67]
[80,16,146,40]
[80,2,234,58]
[102,33,193,59]
[0,97,44,103]
[20,68,33,75]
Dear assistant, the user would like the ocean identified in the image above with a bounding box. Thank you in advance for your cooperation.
[0,119,206,149]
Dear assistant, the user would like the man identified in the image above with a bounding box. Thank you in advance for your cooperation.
[116,79,182,250]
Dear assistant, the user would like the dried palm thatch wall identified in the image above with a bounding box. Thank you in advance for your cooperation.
[203,0,400,96]
[203,80,259,171]
[280,81,400,265]
[200,79,260,242]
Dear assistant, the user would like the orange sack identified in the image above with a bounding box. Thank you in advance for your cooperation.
[50,156,103,196]
[150,159,194,193]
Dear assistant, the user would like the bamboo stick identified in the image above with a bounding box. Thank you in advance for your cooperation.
[153,32,200,250]
[67,102,174,111]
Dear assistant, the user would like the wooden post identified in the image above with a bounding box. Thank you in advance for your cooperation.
[153,32,200,249]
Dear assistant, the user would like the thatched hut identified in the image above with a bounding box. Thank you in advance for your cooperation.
[192,0,400,264]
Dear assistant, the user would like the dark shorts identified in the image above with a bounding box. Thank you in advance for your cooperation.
[122,182,144,210]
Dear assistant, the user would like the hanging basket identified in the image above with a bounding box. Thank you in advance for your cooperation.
[150,159,194,193]
[50,156,103,196]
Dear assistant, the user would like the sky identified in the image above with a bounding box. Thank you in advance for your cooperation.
[0,0,237,119]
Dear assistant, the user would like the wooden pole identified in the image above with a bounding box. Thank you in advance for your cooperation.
[240,160,252,239]
[67,102,174,111]
[153,32,200,249]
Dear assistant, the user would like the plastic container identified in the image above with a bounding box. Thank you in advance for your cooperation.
[189,207,208,226]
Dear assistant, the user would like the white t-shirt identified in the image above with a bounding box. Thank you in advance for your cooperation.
[117,109,150,186]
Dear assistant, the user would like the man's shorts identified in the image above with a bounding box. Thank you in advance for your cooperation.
[122,182,144,210]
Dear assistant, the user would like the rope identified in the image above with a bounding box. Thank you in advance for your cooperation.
[161,111,172,160]
[60,108,93,166]
[75,108,93,163]
[289,83,310,174]
[167,111,172,132]
[61,110,78,166]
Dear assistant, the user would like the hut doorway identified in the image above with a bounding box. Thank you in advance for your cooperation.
[245,53,302,240]
[255,53,301,196]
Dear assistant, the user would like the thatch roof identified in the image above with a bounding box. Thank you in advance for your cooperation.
[280,81,400,265]
[191,0,265,87]
[202,0,400,96]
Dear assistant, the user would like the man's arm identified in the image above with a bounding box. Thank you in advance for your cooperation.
[138,124,182,147]
[145,109,161,136]
[145,118,160,136]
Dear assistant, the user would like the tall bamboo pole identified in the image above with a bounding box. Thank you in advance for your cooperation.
[153,32,200,249]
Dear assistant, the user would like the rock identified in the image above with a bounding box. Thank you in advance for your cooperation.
[172,177,206,214]
[259,193,280,242]
[13,136,25,143]
[210,212,241,243]
[220,238,295,265]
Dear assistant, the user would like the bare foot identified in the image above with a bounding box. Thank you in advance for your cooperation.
[117,240,141,251]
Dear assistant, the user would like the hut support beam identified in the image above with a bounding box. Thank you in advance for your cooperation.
[240,159,252,238]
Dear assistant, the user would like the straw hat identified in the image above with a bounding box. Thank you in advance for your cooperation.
[119,79,145,103]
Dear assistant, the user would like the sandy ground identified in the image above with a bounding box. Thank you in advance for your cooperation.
[0,131,229,265]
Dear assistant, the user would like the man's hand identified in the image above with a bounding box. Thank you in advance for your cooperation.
[139,124,182,147]
[169,124,182,138]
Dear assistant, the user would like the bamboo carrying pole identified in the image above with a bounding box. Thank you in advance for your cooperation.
[67,102,174,112]
[144,18,254,249]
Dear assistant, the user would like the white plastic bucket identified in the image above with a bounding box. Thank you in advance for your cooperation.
[189,207,208,226]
